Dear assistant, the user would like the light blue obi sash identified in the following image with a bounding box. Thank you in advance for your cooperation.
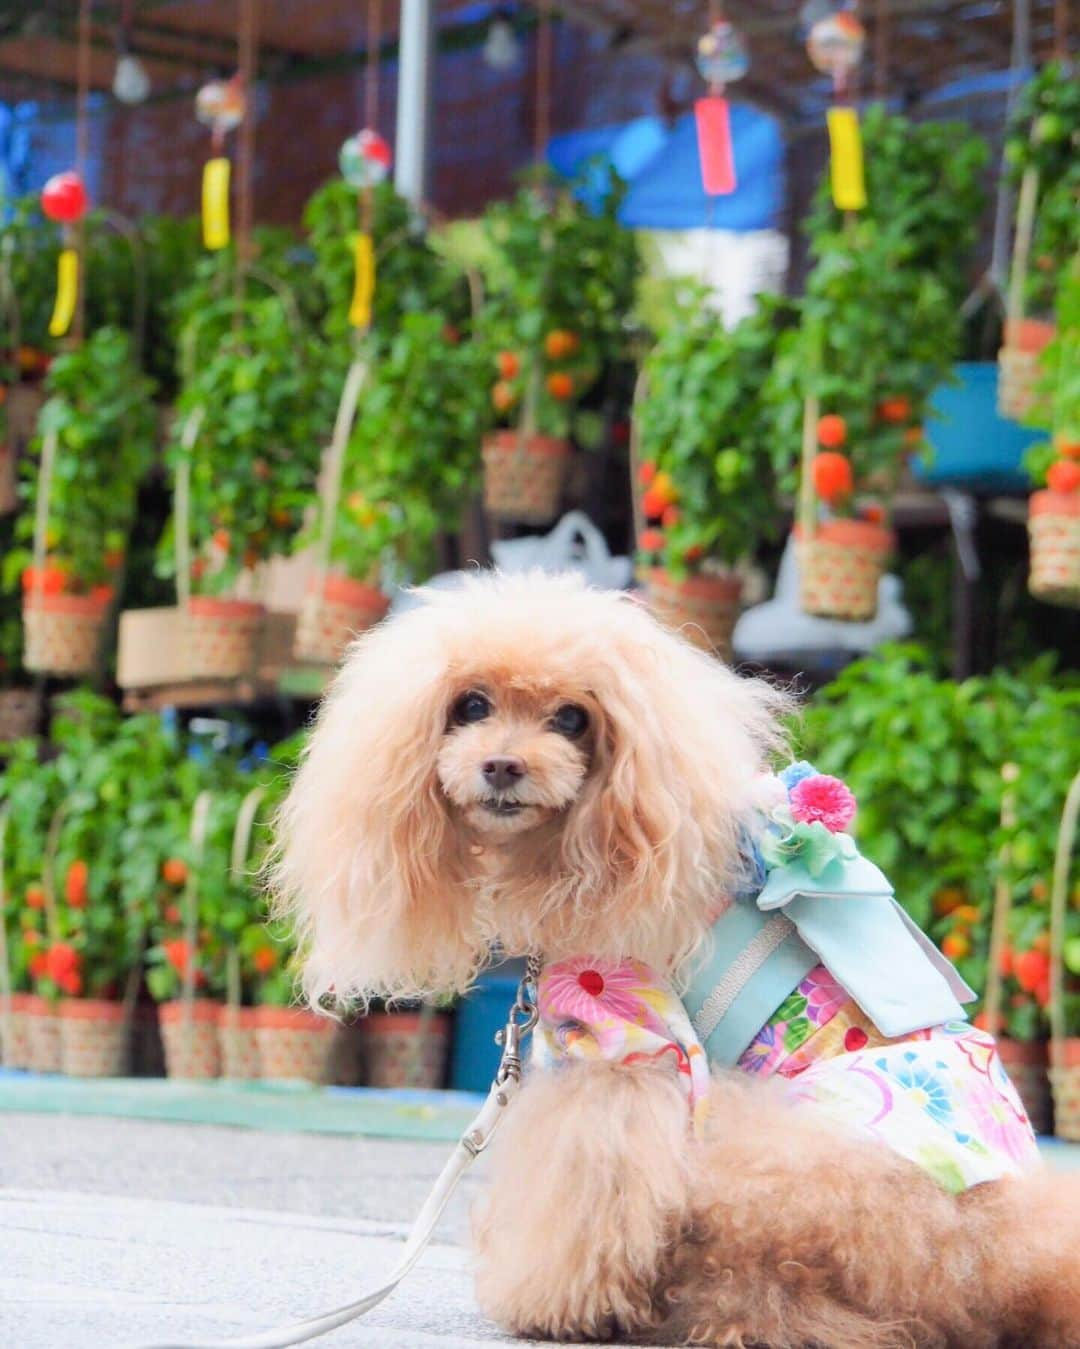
[683,774,976,1069]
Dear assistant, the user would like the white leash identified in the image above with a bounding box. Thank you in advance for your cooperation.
[135,964,540,1349]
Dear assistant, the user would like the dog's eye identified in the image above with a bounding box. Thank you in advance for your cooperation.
[452,691,492,725]
[550,704,589,739]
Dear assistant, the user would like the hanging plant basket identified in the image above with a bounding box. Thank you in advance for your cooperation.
[1,992,33,1069]
[1028,489,1080,607]
[184,596,265,680]
[293,574,388,666]
[996,1038,1052,1136]
[361,1010,451,1089]
[255,1005,337,1083]
[0,688,40,742]
[998,319,1055,423]
[22,994,60,1073]
[158,998,221,1079]
[58,998,129,1078]
[643,569,742,659]
[797,520,893,621]
[22,590,111,677]
[218,1004,261,1080]
[482,430,570,526]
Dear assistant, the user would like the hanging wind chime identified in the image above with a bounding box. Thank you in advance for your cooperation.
[693,10,749,196]
[41,171,88,338]
[195,74,246,251]
[803,0,867,211]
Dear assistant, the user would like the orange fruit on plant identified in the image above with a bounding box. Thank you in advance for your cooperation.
[812,451,854,503]
[816,414,847,449]
[1031,878,1048,902]
[638,528,665,553]
[941,932,970,960]
[875,396,911,424]
[163,904,182,925]
[1013,948,1050,993]
[998,944,1013,977]
[65,859,89,908]
[903,426,925,449]
[495,350,520,380]
[951,904,981,926]
[651,471,678,505]
[638,460,658,487]
[661,505,680,528]
[544,329,579,360]
[1047,459,1080,494]
[684,543,705,564]
[252,947,277,975]
[1054,434,1080,459]
[546,371,574,401]
[22,929,41,946]
[1035,976,1052,1008]
[1032,931,1051,955]
[491,380,517,412]
[25,884,46,910]
[212,528,230,552]
[162,857,188,887]
[641,487,669,520]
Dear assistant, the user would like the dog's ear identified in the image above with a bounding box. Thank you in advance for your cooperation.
[557,608,789,969]
[271,611,480,1007]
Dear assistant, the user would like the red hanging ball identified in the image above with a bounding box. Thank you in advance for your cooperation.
[41,171,89,223]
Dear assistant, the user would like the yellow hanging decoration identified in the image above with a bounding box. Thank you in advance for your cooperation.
[349,231,375,329]
[202,157,232,250]
[48,247,79,338]
[827,107,867,211]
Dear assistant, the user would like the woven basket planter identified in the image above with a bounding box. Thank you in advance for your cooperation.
[797,520,894,622]
[23,994,60,1072]
[1050,1039,1080,1143]
[997,1038,1052,1136]
[256,1006,337,1083]
[23,591,110,677]
[293,574,389,666]
[1028,490,1080,608]
[218,1005,261,1080]
[997,319,1055,422]
[1,993,33,1069]
[361,1011,451,1089]
[0,687,40,742]
[0,443,15,515]
[184,597,265,680]
[644,569,742,660]
[158,999,221,1079]
[482,431,570,525]
[58,998,129,1078]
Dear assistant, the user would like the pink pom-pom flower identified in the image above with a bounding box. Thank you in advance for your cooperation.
[788,773,856,834]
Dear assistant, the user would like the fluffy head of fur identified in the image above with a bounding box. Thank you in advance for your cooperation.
[272,572,789,1006]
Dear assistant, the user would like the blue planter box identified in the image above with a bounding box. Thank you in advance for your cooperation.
[449,960,527,1093]
[914,362,1041,492]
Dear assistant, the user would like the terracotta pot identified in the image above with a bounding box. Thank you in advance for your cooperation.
[998,321,1056,422]
[218,1005,261,1079]
[644,569,742,660]
[158,999,221,1079]
[58,998,129,1078]
[293,574,389,666]
[482,430,570,525]
[23,590,110,677]
[797,520,894,621]
[1,992,33,1069]
[1050,1038,1080,1143]
[22,993,61,1073]
[185,596,265,680]
[1028,489,1080,608]
[361,1010,451,1089]
[255,1005,337,1083]
[0,687,40,742]
[997,1037,1051,1136]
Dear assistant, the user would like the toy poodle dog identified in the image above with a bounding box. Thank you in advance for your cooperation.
[274,572,1080,1348]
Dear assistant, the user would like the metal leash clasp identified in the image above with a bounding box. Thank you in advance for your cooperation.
[493,954,541,1086]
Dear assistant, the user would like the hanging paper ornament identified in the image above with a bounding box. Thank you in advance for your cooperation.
[339,128,392,189]
[827,106,866,210]
[695,19,749,88]
[41,171,89,224]
[695,97,736,195]
[48,248,79,338]
[349,232,376,329]
[202,157,232,250]
[807,10,865,83]
[195,75,246,137]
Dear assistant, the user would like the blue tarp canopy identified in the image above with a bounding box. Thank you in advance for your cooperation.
[548,104,785,233]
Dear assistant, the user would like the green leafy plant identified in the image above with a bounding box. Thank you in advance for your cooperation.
[477,172,639,440]
[1023,253,1080,486]
[0,196,60,364]
[10,326,156,595]
[635,293,788,573]
[1005,61,1080,316]
[160,292,323,595]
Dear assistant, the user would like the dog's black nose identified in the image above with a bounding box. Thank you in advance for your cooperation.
[481,756,526,792]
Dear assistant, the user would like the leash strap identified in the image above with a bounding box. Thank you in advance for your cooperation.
[135,963,540,1349]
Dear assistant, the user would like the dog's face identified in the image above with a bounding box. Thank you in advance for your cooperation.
[274,574,789,1005]
[437,683,595,839]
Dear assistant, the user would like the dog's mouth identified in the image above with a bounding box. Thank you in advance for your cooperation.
[480,797,525,817]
